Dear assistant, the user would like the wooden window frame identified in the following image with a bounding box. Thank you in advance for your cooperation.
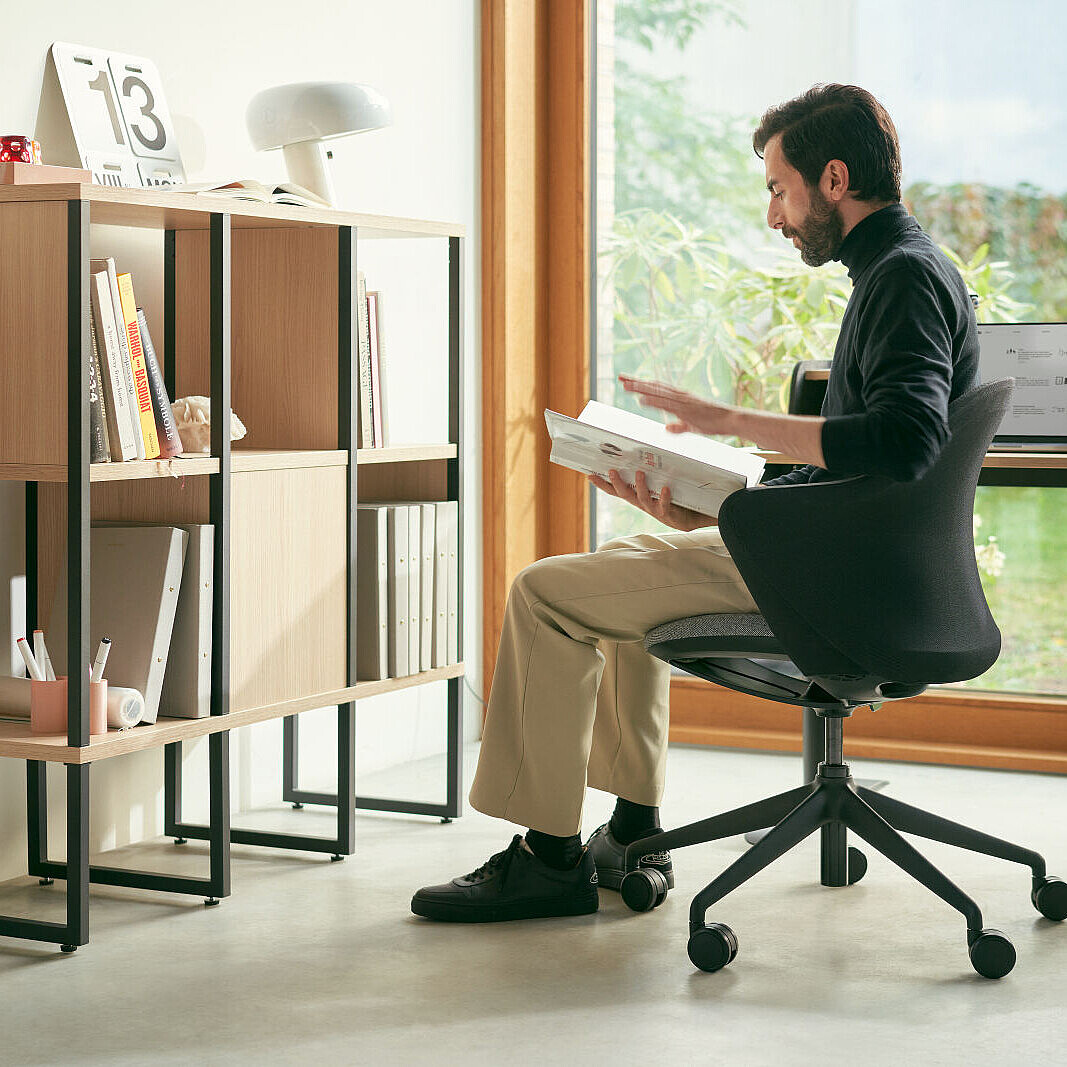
[479,0,1067,774]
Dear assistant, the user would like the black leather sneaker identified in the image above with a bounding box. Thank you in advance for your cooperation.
[586,823,674,891]
[411,835,599,923]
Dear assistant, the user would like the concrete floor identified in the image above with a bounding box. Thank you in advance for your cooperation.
[1,743,1065,1066]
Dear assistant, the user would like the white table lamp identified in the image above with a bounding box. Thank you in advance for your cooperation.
[246,81,391,205]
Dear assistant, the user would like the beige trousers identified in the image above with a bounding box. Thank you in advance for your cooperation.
[469,528,757,836]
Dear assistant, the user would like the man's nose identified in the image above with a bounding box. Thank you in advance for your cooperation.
[767,200,783,230]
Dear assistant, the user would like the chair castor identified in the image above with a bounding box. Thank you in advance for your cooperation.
[620,867,670,913]
[687,923,738,973]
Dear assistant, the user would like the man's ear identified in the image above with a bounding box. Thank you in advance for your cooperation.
[822,158,850,202]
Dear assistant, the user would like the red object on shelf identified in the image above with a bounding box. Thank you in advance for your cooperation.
[0,136,43,164]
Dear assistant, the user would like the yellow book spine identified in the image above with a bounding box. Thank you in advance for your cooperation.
[116,273,160,459]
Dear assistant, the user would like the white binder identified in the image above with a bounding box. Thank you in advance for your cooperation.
[96,521,213,718]
[356,506,389,681]
[159,524,213,718]
[386,506,410,678]
[432,502,450,669]
[436,501,459,665]
[418,503,435,672]
[406,504,421,674]
[51,526,188,723]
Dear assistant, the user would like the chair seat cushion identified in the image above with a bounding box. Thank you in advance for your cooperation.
[644,612,788,659]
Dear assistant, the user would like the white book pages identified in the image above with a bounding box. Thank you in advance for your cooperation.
[544,401,765,518]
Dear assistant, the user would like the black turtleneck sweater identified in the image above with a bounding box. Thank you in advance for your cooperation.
[765,203,979,486]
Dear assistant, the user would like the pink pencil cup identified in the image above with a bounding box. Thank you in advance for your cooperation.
[30,677,67,734]
[30,677,108,736]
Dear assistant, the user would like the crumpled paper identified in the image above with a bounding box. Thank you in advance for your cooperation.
[172,396,248,454]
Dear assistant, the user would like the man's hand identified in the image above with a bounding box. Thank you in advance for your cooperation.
[618,375,738,436]
[618,373,828,468]
[588,469,716,532]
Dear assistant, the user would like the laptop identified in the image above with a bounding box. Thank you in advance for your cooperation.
[977,322,1067,451]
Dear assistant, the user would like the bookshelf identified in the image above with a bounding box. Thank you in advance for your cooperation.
[0,184,465,951]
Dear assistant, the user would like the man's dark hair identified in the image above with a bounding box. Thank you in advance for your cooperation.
[753,84,901,204]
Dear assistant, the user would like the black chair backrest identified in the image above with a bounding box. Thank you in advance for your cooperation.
[718,380,1012,695]
[788,359,831,416]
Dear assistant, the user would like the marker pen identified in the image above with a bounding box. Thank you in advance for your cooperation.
[90,637,112,683]
[17,637,43,681]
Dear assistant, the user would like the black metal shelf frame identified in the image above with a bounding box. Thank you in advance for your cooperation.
[5,205,232,953]
[280,235,465,823]
[161,225,358,859]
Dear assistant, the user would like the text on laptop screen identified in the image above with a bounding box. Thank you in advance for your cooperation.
[977,323,1067,441]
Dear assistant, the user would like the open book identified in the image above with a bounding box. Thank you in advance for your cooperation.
[545,401,765,518]
[169,179,329,208]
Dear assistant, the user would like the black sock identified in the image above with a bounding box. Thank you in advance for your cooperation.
[609,797,661,846]
[525,829,583,871]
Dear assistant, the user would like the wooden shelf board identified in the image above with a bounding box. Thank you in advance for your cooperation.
[0,663,465,763]
[1,446,457,483]
[0,184,464,239]
[356,444,457,464]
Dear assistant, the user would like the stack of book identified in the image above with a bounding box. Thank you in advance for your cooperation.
[356,501,459,680]
[358,273,390,449]
[88,259,183,463]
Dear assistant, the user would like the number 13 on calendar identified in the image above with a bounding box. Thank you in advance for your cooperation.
[52,42,186,188]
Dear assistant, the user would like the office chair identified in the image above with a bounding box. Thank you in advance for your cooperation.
[621,380,1066,978]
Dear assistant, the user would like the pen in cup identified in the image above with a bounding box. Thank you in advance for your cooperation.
[90,637,111,683]
[17,636,43,681]
[33,629,56,681]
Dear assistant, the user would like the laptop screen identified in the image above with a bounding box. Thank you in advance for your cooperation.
[977,323,1067,449]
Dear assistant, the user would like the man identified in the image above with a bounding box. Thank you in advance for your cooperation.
[412,84,978,923]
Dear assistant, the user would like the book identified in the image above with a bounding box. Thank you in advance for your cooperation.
[116,273,160,459]
[137,310,184,459]
[432,502,448,669]
[356,271,373,449]
[355,506,389,681]
[406,503,421,673]
[435,500,460,666]
[50,526,189,725]
[91,257,145,459]
[386,505,409,678]
[169,178,329,209]
[96,522,212,718]
[159,524,213,718]
[87,315,111,463]
[367,290,385,447]
[90,270,136,462]
[417,503,435,672]
[544,401,766,518]
[369,290,390,447]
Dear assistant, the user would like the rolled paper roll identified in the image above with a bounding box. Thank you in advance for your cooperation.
[107,686,145,729]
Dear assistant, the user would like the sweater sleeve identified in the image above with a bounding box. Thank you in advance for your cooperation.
[820,263,954,481]
[761,463,817,488]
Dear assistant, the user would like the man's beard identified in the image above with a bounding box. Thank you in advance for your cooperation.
[784,187,844,267]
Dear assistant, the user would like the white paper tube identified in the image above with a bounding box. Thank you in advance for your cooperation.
[107,687,145,729]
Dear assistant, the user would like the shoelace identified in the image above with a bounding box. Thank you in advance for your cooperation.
[463,834,524,886]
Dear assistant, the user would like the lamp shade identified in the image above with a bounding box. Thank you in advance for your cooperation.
[246,82,392,151]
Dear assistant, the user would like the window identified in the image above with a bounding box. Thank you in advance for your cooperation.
[593,0,1067,694]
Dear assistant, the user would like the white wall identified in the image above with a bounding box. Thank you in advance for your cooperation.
[0,0,482,879]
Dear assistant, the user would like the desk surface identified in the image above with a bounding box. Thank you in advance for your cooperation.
[757,450,1067,470]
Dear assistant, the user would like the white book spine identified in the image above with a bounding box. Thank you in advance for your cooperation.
[92,258,145,460]
[356,506,389,681]
[419,503,435,672]
[432,503,448,670]
[90,271,137,461]
[407,504,421,674]
[356,271,373,449]
[386,506,409,678]
[438,501,459,665]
